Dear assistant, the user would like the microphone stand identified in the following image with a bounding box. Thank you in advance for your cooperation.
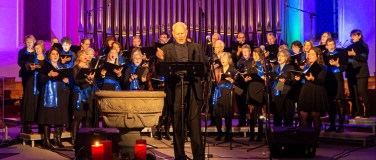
[199,1,215,158]
[84,0,111,39]
[286,4,316,40]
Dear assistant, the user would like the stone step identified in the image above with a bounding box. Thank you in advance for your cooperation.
[319,131,376,147]
[19,131,72,147]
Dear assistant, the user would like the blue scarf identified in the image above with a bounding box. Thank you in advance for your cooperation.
[301,64,310,84]
[25,50,40,95]
[255,61,264,77]
[61,50,74,68]
[73,85,94,110]
[328,50,340,73]
[118,53,125,65]
[272,64,286,97]
[212,83,232,105]
[103,78,121,91]
[129,63,140,90]
[43,61,66,108]
[301,52,306,63]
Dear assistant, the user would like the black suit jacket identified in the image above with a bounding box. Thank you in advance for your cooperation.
[346,41,370,79]
[161,42,206,103]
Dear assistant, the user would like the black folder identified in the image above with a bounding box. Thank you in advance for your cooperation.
[53,43,81,53]
[154,42,171,49]
[41,60,58,74]
[316,45,327,52]
[77,68,96,79]
[101,62,123,74]
[60,54,73,60]
[290,61,322,77]
[56,68,73,80]
[135,67,149,78]
[90,58,105,69]
[214,59,223,68]
[346,42,367,55]
[20,53,36,63]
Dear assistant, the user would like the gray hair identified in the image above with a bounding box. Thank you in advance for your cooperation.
[277,49,291,63]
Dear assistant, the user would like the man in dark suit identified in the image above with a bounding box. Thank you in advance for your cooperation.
[160,22,205,160]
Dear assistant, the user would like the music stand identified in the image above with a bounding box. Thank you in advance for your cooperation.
[157,62,205,160]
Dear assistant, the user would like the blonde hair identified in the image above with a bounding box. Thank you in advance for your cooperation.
[277,50,291,64]
[107,49,119,65]
[24,35,36,44]
[34,40,46,53]
[86,48,95,55]
[241,44,251,51]
[220,52,233,65]
[318,32,332,45]
[74,50,87,67]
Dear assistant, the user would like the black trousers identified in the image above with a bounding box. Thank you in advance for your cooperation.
[348,77,371,116]
[172,84,204,160]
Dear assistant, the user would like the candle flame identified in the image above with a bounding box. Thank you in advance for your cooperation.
[96,142,99,146]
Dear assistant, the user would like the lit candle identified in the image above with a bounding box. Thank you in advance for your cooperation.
[101,140,112,160]
[134,139,147,160]
[91,142,104,160]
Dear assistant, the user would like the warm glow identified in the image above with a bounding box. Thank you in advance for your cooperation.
[96,142,99,146]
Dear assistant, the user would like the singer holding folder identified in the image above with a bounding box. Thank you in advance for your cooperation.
[244,48,265,142]
[38,47,71,149]
[123,51,148,90]
[71,50,96,146]
[212,52,238,141]
[295,47,329,145]
[100,49,123,90]
[271,50,295,126]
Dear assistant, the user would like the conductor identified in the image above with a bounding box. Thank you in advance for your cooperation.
[160,22,205,160]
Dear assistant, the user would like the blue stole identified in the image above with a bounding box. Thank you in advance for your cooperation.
[118,53,125,65]
[129,63,140,90]
[328,50,340,73]
[272,64,286,97]
[25,50,40,95]
[103,78,121,91]
[255,61,264,77]
[212,83,232,105]
[301,64,310,84]
[61,50,74,68]
[73,85,94,110]
[43,61,66,108]
[301,52,307,63]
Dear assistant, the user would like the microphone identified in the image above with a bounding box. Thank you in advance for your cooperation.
[260,45,265,53]
[206,36,212,45]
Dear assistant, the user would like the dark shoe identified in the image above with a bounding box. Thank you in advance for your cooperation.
[215,134,222,141]
[54,126,64,148]
[43,125,53,150]
[23,123,32,134]
[256,118,264,142]
[71,118,81,146]
[325,126,336,132]
[164,117,172,140]
[156,130,162,140]
[249,118,255,142]
[336,107,345,133]
[363,115,372,118]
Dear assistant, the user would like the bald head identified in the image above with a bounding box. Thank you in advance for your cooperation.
[172,22,188,44]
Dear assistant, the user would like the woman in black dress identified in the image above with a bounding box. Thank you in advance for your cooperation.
[123,51,148,90]
[323,38,347,132]
[71,50,96,146]
[100,49,123,90]
[244,48,265,142]
[296,47,328,142]
[20,40,45,134]
[212,52,237,141]
[38,47,70,149]
[271,50,295,126]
